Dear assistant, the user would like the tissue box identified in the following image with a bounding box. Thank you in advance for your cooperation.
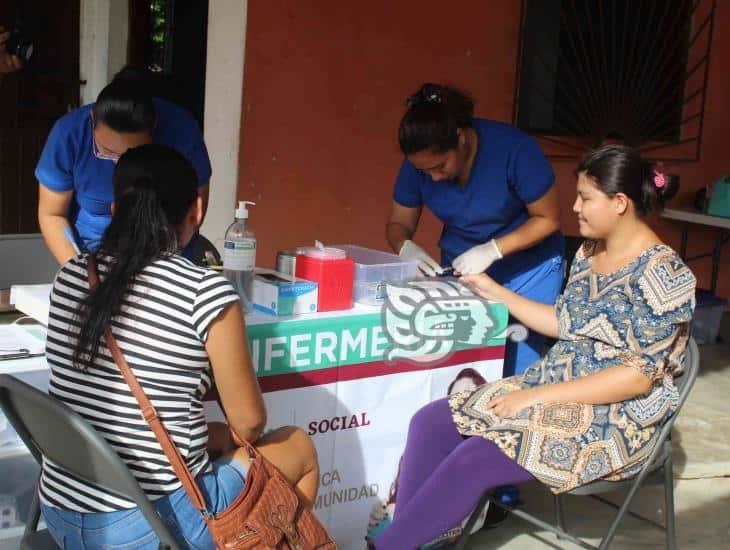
[252,268,318,316]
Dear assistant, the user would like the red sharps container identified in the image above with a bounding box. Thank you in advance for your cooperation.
[295,246,354,311]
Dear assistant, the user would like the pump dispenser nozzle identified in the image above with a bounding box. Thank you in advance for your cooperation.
[235,201,256,219]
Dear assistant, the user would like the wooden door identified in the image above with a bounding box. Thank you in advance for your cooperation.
[0,0,80,234]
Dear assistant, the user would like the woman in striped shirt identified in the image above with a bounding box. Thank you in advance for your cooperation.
[40,144,319,549]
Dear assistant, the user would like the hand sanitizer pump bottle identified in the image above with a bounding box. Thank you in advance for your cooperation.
[223,201,256,313]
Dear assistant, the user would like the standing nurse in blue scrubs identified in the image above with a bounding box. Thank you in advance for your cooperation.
[36,66,211,264]
[386,83,564,376]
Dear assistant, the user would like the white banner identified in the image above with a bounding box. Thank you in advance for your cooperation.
[206,357,504,549]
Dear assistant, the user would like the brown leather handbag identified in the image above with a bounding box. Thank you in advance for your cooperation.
[88,259,337,550]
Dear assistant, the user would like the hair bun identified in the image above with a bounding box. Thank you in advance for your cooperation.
[399,83,475,155]
[656,172,679,204]
[406,83,444,108]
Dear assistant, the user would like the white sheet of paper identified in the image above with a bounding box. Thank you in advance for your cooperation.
[0,325,46,358]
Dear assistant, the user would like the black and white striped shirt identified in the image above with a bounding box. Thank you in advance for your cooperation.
[40,254,239,512]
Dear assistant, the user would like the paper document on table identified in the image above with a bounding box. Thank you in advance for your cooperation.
[0,325,46,360]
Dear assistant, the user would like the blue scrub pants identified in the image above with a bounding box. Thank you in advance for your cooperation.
[501,255,563,376]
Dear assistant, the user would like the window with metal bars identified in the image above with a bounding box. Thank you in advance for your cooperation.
[514,0,716,161]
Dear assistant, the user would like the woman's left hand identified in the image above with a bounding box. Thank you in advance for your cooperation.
[487,388,541,418]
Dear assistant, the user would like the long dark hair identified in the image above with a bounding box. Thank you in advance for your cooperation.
[93,66,156,133]
[398,83,475,155]
[576,145,679,217]
[73,144,198,369]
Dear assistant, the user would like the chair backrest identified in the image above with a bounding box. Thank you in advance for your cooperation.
[569,337,700,496]
[673,337,700,407]
[0,374,179,549]
[645,336,700,464]
[561,236,585,291]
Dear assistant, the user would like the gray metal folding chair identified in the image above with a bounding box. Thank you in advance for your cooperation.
[0,374,179,550]
[455,337,700,550]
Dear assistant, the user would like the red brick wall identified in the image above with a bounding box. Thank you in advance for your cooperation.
[238,0,730,297]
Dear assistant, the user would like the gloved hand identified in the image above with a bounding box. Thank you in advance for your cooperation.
[399,239,445,277]
[452,239,503,275]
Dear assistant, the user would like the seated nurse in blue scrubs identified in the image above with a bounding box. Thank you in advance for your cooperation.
[36,66,211,264]
[386,83,564,376]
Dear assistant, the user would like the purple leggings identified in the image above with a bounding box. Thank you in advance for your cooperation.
[373,398,534,550]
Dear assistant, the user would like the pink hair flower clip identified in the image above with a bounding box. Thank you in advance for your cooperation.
[654,171,666,189]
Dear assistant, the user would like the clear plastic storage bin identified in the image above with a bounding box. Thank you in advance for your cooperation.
[692,289,727,344]
[334,245,418,305]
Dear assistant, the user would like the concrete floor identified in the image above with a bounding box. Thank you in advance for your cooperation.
[467,338,730,549]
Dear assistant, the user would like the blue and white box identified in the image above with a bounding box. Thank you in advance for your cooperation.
[252,268,318,316]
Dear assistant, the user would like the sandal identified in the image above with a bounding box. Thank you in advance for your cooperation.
[365,501,394,544]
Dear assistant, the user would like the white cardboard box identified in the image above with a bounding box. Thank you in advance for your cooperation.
[9,285,52,326]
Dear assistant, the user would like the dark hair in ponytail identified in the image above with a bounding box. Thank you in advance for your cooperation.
[73,144,198,369]
[398,83,475,155]
[93,65,156,133]
[576,145,679,217]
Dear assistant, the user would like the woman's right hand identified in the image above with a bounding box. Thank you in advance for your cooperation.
[460,273,501,300]
[37,186,77,264]
[462,272,560,339]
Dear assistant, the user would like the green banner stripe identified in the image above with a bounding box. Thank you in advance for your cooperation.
[247,304,508,377]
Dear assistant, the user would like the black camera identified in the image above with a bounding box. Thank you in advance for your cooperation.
[5,27,33,64]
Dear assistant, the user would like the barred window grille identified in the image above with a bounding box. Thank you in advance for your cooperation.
[514,0,716,161]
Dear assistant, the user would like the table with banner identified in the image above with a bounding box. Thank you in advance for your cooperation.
[7,282,509,549]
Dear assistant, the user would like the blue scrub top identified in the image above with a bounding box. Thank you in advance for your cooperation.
[394,118,563,285]
[35,98,212,253]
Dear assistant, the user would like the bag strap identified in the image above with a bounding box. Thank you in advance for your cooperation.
[87,257,211,516]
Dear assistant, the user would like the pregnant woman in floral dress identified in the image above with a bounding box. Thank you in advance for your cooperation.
[369,145,696,549]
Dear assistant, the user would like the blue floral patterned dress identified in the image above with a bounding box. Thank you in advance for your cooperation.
[449,242,696,493]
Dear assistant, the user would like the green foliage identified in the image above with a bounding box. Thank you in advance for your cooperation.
[150,0,166,46]
[149,0,167,71]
